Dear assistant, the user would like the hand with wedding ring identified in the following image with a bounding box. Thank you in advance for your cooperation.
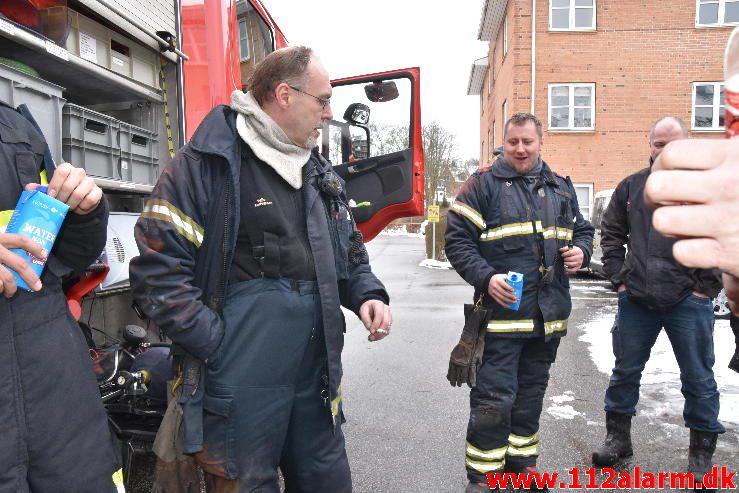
[0,232,46,298]
[359,299,392,341]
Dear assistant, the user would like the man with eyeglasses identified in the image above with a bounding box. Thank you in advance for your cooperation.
[131,46,391,492]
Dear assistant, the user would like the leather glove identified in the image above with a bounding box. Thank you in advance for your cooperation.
[447,302,489,388]
[729,313,739,374]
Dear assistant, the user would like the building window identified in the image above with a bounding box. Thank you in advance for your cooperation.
[493,120,497,147]
[548,83,595,130]
[692,82,725,130]
[488,126,494,162]
[481,140,486,163]
[238,18,251,61]
[503,16,508,56]
[550,0,596,30]
[502,100,508,127]
[697,0,739,26]
[488,67,492,95]
[573,183,593,220]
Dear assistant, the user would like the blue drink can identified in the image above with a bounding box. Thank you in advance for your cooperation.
[506,271,524,311]
[5,187,69,291]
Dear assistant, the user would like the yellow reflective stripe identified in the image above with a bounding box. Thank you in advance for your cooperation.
[465,458,505,473]
[331,384,342,417]
[112,468,126,492]
[0,210,12,231]
[508,432,539,447]
[506,443,539,457]
[487,319,535,333]
[142,199,205,248]
[451,201,486,230]
[465,441,507,460]
[39,169,48,185]
[540,227,573,240]
[544,319,568,335]
[480,221,533,241]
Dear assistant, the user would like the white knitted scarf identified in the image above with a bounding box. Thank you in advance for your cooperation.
[230,90,310,189]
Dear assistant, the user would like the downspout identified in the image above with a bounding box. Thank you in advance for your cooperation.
[530,0,537,114]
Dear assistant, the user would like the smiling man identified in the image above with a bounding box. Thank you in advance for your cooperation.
[445,112,594,492]
[131,46,391,492]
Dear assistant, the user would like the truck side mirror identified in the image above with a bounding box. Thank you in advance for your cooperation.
[343,103,370,125]
[364,81,399,102]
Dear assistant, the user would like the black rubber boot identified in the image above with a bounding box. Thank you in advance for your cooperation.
[688,430,718,492]
[592,411,633,466]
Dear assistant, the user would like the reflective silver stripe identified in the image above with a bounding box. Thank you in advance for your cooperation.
[142,199,205,248]
[465,441,507,460]
[465,458,505,473]
[508,432,539,447]
[451,201,486,230]
[506,443,539,457]
[544,319,568,335]
[487,319,535,333]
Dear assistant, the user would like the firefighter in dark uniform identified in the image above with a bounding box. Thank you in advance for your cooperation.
[0,101,122,492]
[445,113,594,493]
[130,47,392,492]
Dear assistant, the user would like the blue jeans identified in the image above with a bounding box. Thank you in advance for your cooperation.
[604,293,724,433]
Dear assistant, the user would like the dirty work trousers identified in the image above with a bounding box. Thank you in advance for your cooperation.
[465,336,560,483]
[604,292,724,433]
[0,281,121,493]
[199,278,351,492]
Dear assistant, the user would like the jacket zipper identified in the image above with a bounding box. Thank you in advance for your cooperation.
[216,176,232,309]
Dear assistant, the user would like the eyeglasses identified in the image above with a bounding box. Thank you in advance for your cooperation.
[288,85,331,110]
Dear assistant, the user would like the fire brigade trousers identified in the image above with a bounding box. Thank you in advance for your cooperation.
[198,278,351,493]
[0,282,121,493]
[465,335,560,483]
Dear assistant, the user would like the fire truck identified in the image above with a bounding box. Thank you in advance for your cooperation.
[0,0,425,335]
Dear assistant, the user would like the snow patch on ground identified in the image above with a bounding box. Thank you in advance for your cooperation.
[550,391,576,404]
[579,307,739,428]
[546,404,583,420]
[380,226,424,238]
[419,258,453,270]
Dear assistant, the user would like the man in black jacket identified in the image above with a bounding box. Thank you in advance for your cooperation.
[593,116,724,490]
[0,101,121,492]
[446,113,594,493]
[131,47,391,492]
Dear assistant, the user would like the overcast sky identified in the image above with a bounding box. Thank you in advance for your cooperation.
[263,0,488,161]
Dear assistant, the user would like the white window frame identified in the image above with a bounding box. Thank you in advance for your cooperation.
[573,183,593,220]
[238,17,251,61]
[692,82,725,131]
[549,0,597,32]
[696,0,739,27]
[502,100,508,128]
[503,16,508,56]
[547,83,596,131]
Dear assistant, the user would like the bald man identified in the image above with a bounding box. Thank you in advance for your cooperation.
[592,117,724,491]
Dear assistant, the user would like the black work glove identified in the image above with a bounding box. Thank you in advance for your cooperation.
[729,313,739,374]
[447,302,489,388]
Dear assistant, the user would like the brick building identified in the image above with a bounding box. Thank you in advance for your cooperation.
[467,0,734,218]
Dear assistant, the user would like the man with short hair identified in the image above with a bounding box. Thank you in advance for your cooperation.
[593,116,723,491]
[446,112,594,492]
[131,46,391,492]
